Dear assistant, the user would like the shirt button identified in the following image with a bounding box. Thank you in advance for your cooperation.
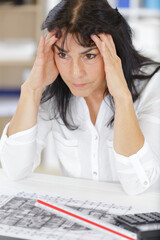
[94,135,98,140]
[93,171,97,176]
[144,181,149,186]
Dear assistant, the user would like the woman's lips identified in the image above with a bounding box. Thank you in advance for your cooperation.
[73,83,87,88]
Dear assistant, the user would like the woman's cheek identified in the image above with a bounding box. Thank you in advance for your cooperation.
[54,57,63,73]
[56,62,70,80]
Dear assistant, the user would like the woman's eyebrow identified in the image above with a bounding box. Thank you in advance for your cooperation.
[54,44,98,54]
[54,44,68,53]
[80,47,97,54]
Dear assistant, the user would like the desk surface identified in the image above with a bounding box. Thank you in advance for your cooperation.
[0,169,160,213]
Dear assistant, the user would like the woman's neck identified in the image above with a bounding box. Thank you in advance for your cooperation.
[84,90,108,125]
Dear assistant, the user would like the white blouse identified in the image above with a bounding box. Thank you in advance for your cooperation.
[0,69,160,195]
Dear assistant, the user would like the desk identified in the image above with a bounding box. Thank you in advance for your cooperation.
[0,169,160,240]
[0,169,160,213]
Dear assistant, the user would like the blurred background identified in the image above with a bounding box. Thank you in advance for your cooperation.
[0,0,160,175]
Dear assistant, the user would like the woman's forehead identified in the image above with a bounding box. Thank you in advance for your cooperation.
[56,33,96,51]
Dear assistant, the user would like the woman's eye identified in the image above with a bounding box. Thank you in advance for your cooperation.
[86,54,96,60]
[58,52,67,59]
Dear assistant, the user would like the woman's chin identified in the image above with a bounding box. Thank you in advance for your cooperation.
[70,89,89,98]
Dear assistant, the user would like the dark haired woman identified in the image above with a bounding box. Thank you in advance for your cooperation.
[0,0,160,195]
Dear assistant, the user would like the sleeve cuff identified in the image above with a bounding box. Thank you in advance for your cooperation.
[113,139,147,164]
[114,139,151,189]
[1,123,37,146]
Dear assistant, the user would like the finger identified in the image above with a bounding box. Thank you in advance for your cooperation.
[90,35,103,55]
[46,32,54,41]
[101,41,113,67]
[44,37,58,57]
[98,34,113,58]
[99,34,117,57]
[107,35,117,54]
[91,34,111,61]
[46,29,57,41]
[37,36,45,58]
[45,34,58,47]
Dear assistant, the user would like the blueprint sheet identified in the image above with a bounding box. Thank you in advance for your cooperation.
[0,189,135,240]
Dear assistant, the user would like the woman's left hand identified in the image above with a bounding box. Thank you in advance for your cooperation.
[91,34,130,100]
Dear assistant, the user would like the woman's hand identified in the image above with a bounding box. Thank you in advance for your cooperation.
[91,34,131,100]
[24,31,59,91]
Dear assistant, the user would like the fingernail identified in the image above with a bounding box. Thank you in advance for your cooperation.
[91,34,98,39]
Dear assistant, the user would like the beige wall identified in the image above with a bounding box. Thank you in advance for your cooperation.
[0,117,11,137]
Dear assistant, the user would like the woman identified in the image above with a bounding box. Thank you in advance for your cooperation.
[0,0,160,195]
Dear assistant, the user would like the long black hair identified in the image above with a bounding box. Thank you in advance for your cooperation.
[41,0,160,129]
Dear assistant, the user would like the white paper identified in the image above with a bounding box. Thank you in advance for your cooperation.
[0,189,136,240]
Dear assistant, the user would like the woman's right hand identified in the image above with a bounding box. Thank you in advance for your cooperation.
[24,31,59,91]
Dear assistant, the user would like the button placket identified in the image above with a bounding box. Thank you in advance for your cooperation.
[87,121,99,180]
[92,132,99,180]
[93,171,98,177]
[94,135,98,140]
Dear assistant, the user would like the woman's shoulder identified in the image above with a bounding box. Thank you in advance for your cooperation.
[143,66,160,92]
[135,65,160,92]
[38,98,55,120]
[137,66,160,105]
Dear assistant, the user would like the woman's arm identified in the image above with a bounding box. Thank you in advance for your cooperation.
[113,92,144,156]
[0,110,52,180]
[7,32,59,136]
[0,32,59,180]
[91,33,144,156]
[7,84,43,136]
[91,34,160,194]
[114,74,160,194]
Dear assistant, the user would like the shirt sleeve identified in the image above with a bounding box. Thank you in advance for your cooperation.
[0,103,52,181]
[114,70,160,195]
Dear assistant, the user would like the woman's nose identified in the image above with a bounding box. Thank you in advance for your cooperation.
[72,60,85,79]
